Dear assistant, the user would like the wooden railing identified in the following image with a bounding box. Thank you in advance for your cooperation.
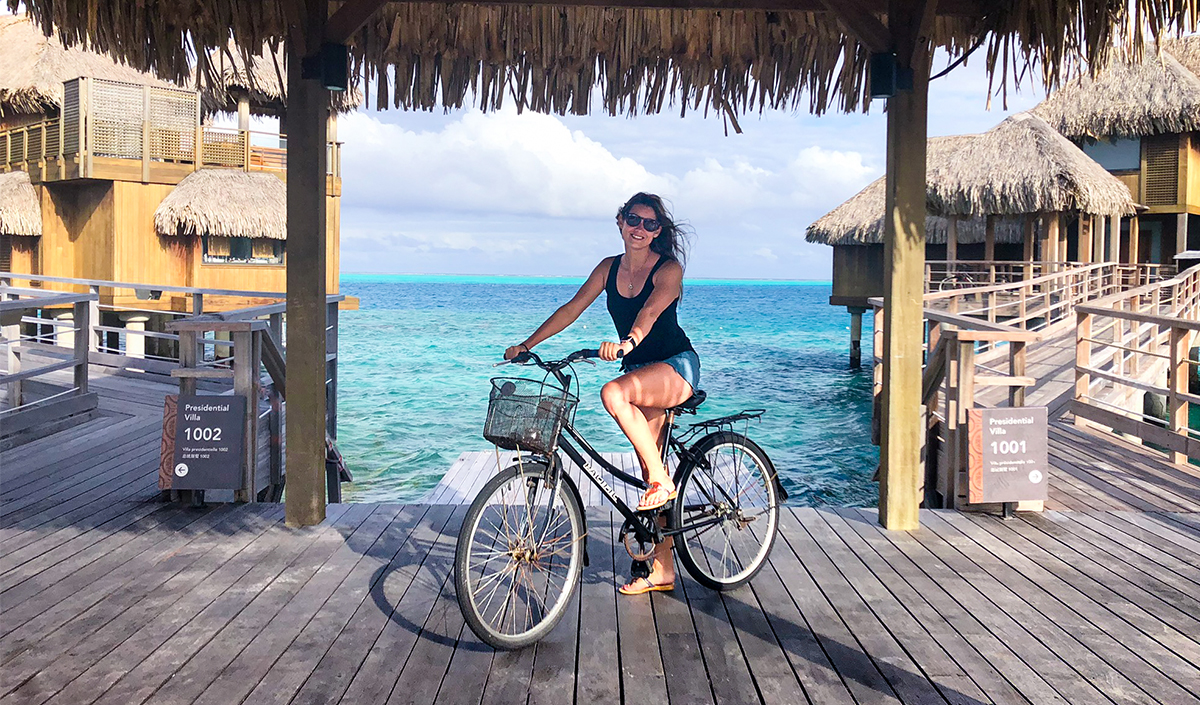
[1,120,340,178]
[0,284,97,445]
[1073,264,1200,465]
[871,261,1171,510]
[168,295,343,503]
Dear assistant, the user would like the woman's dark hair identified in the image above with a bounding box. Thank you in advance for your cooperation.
[617,192,692,269]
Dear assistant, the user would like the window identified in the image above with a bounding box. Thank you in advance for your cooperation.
[1080,137,1141,171]
[203,236,284,264]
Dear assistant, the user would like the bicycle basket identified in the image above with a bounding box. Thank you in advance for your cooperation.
[483,377,579,456]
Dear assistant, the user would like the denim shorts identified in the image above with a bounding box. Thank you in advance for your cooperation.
[622,350,701,391]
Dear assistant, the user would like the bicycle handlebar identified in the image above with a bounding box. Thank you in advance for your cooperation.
[497,347,622,371]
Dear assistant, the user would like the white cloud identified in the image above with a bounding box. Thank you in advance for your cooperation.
[340,109,668,220]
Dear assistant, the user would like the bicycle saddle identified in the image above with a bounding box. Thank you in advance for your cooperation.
[668,390,706,414]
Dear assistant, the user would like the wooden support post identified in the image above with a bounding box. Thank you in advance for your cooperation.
[1109,215,1121,263]
[1022,214,1034,282]
[285,6,331,527]
[1177,213,1188,258]
[326,299,339,439]
[878,35,929,531]
[88,286,100,353]
[849,307,865,368]
[946,218,957,273]
[232,329,258,502]
[4,296,21,408]
[984,215,996,277]
[1170,326,1190,464]
[1129,216,1141,266]
[1078,215,1093,264]
[1009,341,1026,408]
[1075,311,1092,429]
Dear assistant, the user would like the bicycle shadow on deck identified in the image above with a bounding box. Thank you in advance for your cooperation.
[362,507,992,704]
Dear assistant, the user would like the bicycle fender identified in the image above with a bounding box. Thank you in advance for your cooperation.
[556,470,590,567]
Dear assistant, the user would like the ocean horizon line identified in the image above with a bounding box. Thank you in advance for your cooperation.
[341,272,831,286]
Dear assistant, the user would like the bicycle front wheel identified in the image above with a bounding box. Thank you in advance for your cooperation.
[672,432,780,591]
[454,462,585,650]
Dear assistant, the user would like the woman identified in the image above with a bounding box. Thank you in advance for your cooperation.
[505,192,699,596]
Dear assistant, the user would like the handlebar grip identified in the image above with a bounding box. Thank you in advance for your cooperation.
[577,349,623,359]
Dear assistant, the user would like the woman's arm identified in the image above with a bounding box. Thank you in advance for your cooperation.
[505,257,612,359]
[600,260,683,360]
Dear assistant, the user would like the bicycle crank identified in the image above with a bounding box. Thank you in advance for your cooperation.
[619,518,657,561]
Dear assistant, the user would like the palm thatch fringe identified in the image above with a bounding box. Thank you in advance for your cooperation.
[0,170,42,237]
[1033,38,1200,140]
[0,14,178,117]
[927,113,1136,218]
[155,170,285,240]
[194,42,360,116]
[12,1,1200,118]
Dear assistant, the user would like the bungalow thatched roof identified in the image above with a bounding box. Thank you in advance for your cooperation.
[12,1,1198,119]
[154,170,285,240]
[804,136,1029,246]
[0,14,179,117]
[927,113,1137,218]
[1033,37,1200,140]
[0,170,42,237]
[194,43,361,117]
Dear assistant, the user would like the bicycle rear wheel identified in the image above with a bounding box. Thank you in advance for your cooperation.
[454,462,585,650]
[672,431,779,591]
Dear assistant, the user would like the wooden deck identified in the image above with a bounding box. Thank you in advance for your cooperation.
[3,367,1200,704]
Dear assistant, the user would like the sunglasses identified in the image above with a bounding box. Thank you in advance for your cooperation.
[623,212,662,233]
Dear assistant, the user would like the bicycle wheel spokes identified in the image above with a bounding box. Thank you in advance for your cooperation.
[462,470,580,642]
[677,441,776,585]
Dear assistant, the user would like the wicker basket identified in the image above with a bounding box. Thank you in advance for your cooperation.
[483,377,578,456]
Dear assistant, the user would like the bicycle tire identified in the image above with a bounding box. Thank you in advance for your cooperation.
[454,462,585,650]
[672,431,780,591]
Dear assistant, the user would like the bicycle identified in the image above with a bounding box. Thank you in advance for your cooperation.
[454,348,785,650]
[937,271,978,291]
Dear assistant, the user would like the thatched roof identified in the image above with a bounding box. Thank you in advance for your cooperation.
[807,136,1002,246]
[154,170,285,240]
[194,43,360,116]
[0,14,178,117]
[806,174,1034,247]
[927,113,1137,218]
[12,1,1199,119]
[1033,37,1200,139]
[0,170,42,237]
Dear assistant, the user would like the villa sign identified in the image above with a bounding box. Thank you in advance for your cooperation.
[967,407,1048,504]
[163,394,246,490]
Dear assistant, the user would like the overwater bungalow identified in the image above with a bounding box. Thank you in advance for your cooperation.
[0,13,354,354]
[1034,37,1200,264]
[809,112,1139,326]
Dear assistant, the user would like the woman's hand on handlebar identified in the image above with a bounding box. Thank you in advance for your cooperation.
[598,340,633,362]
[504,343,530,361]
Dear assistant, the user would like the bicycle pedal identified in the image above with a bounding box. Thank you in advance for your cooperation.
[629,559,651,579]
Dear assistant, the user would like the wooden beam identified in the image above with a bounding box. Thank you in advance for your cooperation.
[984,214,995,262]
[1129,216,1141,265]
[818,0,891,53]
[374,0,985,15]
[326,0,390,43]
[878,6,929,531]
[286,3,331,527]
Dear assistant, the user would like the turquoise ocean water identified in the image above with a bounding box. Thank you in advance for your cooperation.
[336,274,878,506]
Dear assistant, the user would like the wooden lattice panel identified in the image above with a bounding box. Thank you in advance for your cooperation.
[1143,134,1180,206]
[148,86,198,162]
[90,79,143,159]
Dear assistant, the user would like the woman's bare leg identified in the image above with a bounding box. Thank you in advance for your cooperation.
[600,363,692,489]
[602,365,691,590]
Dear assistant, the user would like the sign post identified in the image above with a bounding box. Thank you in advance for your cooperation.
[163,394,248,491]
[967,406,1048,510]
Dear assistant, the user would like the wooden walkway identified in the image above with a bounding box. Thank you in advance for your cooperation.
[3,361,1200,704]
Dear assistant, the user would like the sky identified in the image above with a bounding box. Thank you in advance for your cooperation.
[333,57,1048,281]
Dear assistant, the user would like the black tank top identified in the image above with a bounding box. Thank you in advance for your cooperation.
[605,254,694,368]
